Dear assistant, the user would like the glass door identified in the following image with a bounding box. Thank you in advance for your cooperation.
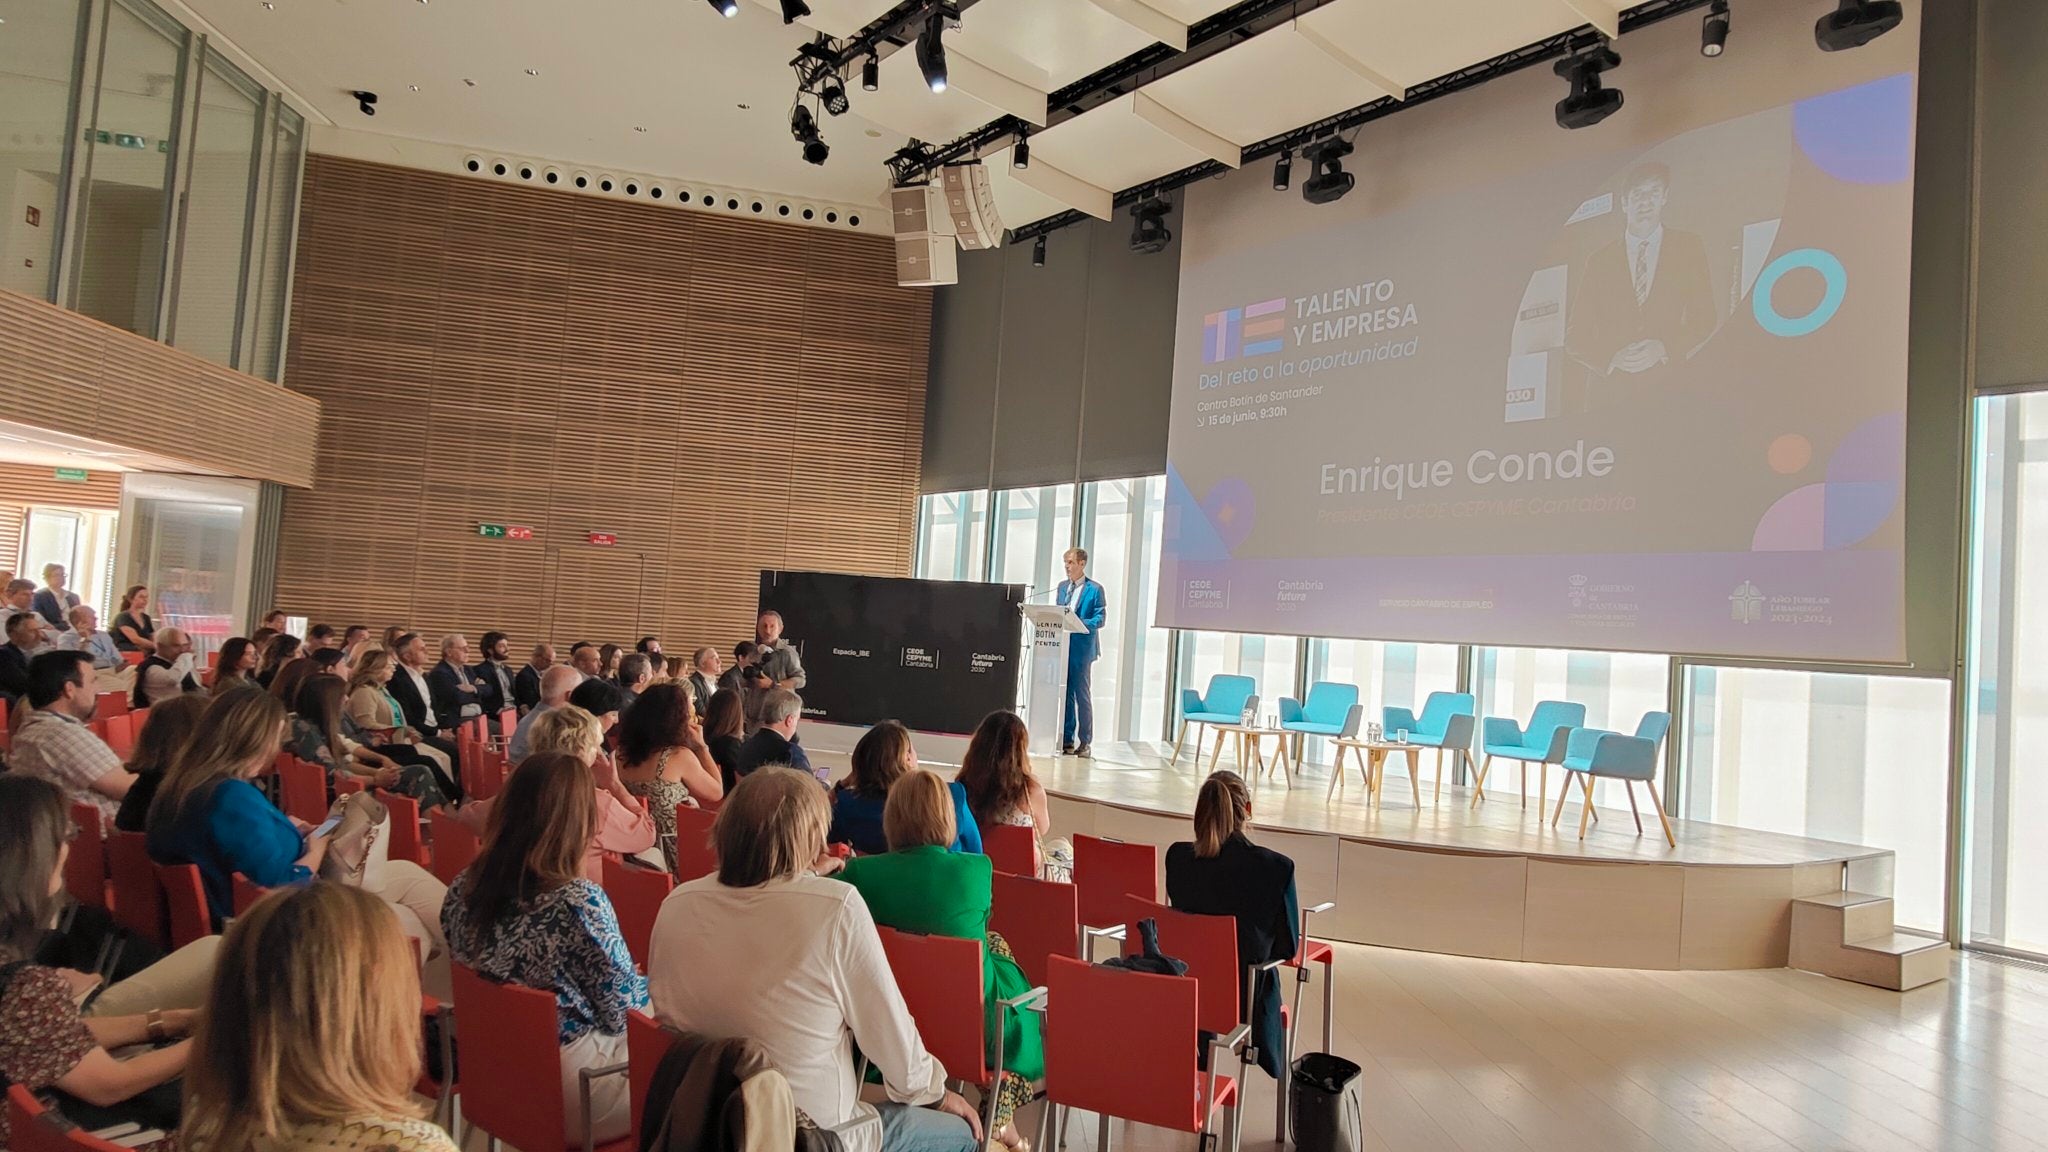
[116,473,261,659]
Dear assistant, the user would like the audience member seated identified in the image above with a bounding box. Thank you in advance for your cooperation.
[266,655,319,711]
[616,653,652,703]
[342,623,371,651]
[511,664,582,762]
[6,579,61,648]
[306,622,337,650]
[704,688,747,793]
[427,633,485,728]
[718,640,760,698]
[829,721,981,856]
[1163,770,1301,1080]
[570,642,602,679]
[0,610,40,701]
[616,683,724,872]
[292,675,450,809]
[114,693,209,833]
[474,629,517,716]
[635,635,664,662]
[443,751,648,1144]
[134,628,206,708]
[310,646,351,678]
[59,604,122,670]
[260,609,288,634]
[515,642,555,714]
[836,769,1039,1149]
[599,643,624,682]
[644,652,671,683]
[736,688,817,781]
[687,647,721,717]
[0,776,204,1147]
[14,651,134,825]
[180,883,460,1152]
[958,710,1068,877]
[30,563,79,631]
[145,689,450,961]
[344,648,457,790]
[458,705,660,879]
[253,632,301,690]
[378,625,403,652]
[649,768,983,1152]
[210,636,257,690]
[111,585,158,654]
[570,673,630,722]
[386,632,459,762]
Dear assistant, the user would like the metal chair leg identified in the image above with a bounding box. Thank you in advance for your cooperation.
[1098,1111,1112,1152]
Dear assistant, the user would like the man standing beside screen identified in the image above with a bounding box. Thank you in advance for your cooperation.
[1057,548,1106,758]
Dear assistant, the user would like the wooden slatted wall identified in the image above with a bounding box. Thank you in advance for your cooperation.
[276,156,930,648]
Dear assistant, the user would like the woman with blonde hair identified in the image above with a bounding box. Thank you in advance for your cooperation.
[1163,770,1300,1082]
[455,705,660,879]
[344,647,455,787]
[180,883,456,1152]
[443,752,647,1144]
[647,768,982,1152]
[834,770,1041,1150]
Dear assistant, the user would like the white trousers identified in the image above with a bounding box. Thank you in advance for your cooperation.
[364,859,450,1000]
[561,1028,632,1144]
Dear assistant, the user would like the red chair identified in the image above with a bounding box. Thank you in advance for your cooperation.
[156,862,211,948]
[876,926,1044,1137]
[64,803,109,911]
[672,803,718,883]
[8,1083,135,1152]
[497,706,519,745]
[122,651,144,667]
[232,872,271,917]
[990,870,1079,988]
[107,832,167,950]
[983,823,1037,877]
[277,754,328,824]
[450,964,633,1152]
[601,855,673,972]
[1041,954,1243,1152]
[1072,833,1157,956]
[129,707,150,736]
[100,713,135,760]
[94,691,129,719]
[626,1011,671,1148]
[335,775,365,796]
[428,808,480,886]
[375,789,427,866]
[204,649,221,669]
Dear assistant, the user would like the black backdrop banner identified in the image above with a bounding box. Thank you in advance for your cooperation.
[758,570,1025,735]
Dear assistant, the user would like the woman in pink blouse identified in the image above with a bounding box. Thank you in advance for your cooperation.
[457,705,660,879]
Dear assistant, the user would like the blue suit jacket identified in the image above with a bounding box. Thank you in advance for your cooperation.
[1057,578,1106,663]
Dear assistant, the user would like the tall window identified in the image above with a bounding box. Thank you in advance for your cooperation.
[246,104,301,380]
[169,50,263,366]
[990,485,1074,593]
[1079,476,1169,743]
[1177,632,1301,733]
[1473,647,1671,807]
[1963,391,2048,956]
[1682,665,1950,931]
[1302,639,1460,766]
[914,490,990,582]
[0,0,84,302]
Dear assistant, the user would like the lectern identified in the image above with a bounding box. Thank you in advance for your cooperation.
[1020,602,1088,758]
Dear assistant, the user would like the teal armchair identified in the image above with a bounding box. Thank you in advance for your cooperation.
[1173,674,1259,765]
[1279,682,1362,761]
[1475,700,1586,810]
[1550,711,1674,845]
[1380,692,1476,803]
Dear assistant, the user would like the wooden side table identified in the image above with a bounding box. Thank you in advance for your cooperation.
[1207,722,1293,786]
[1328,738,1425,808]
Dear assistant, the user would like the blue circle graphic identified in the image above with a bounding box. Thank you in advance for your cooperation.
[1752,248,1846,337]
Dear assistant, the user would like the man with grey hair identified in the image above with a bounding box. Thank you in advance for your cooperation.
[753,610,806,691]
[735,687,817,781]
[428,633,484,726]
[510,664,584,762]
[59,604,121,670]
[135,626,205,708]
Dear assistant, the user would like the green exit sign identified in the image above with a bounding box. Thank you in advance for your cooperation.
[53,467,87,483]
[476,523,506,538]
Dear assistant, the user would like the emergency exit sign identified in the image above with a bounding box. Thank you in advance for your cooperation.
[587,531,617,547]
[476,523,506,538]
[53,467,87,483]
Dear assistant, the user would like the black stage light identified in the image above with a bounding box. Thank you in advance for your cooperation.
[803,138,830,165]
[1012,130,1029,169]
[1130,198,1173,254]
[820,75,849,115]
[1300,138,1353,205]
[916,10,948,92]
[1032,234,1046,267]
[779,0,811,23]
[1272,148,1292,191]
[706,0,738,16]
[1553,46,1622,130]
[1702,0,1730,56]
[862,52,880,91]
[791,104,829,165]
[351,90,379,116]
[1814,0,1902,51]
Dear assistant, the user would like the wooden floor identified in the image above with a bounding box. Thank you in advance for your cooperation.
[1032,740,1884,870]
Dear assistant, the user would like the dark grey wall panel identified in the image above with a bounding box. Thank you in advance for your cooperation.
[1976,0,2048,391]
[991,234,1091,487]
[1080,197,1180,484]
[921,249,1004,492]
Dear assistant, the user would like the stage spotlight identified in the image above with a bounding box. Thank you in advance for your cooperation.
[1553,45,1622,130]
[705,0,738,16]
[1130,198,1173,254]
[1701,0,1730,56]
[1301,138,1353,205]
[1815,0,1902,51]
[779,0,811,22]
[791,104,829,165]
[1272,148,1292,192]
[1012,130,1029,170]
[819,75,849,115]
[916,9,949,92]
[862,52,879,91]
[1032,234,1046,267]
[350,90,379,116]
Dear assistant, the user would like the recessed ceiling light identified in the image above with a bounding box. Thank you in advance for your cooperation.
[259,2,271,9]
[634,126,647,133]
[462,78,476,87]
[736,103,751,110]
[524,67,540,76]
[408,84,420,92]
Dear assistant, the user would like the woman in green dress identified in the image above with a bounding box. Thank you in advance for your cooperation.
[835,769,1044,1152]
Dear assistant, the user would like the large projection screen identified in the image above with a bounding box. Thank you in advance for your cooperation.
[1158,3,1919,662]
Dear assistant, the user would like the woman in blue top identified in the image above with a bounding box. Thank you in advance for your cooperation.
[442,751,647,1145]
[145,687,451,969]
[828,720,981,856]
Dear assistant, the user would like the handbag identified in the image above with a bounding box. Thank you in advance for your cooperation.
[318,790,391,886]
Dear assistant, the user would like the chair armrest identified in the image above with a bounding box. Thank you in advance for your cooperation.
[1000,985,1050,1012]
[580,1060,632,1152]
[1242,694,1261,720]
[1082,923,1128,942]
[1305,901,1336,915]
[1565,726,1608,761]
[1442,713,1477,750]
[1382,705,1419,734]
[1279,697,1304,724]
[1339,704,1364,739]
[1481,716,1524,748]
[1180,688,1204,716]
[1542,723,1578,762]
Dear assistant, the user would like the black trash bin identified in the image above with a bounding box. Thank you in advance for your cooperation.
[1289,1052,1362,1152]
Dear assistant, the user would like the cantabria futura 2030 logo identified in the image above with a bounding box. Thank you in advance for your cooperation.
[1202,298,1286,364]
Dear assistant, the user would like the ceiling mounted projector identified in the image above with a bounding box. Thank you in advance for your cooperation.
[1300,138,1354,205]
[1553,46,1622,130]
[1130,198,1173,254]
[1814,0,1903,51]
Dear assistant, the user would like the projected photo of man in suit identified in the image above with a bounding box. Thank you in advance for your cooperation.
[1566,162,1717,405]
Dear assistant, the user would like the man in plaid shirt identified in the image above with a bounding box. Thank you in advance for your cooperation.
[12,650,134,825]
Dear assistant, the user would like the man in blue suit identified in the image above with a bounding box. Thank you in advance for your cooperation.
[1056,547,1107,757]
